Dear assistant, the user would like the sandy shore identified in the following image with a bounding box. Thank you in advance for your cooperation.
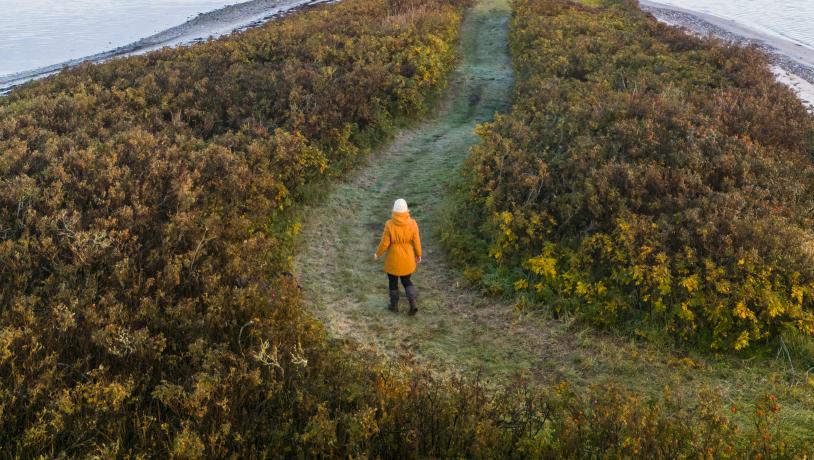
[640,0,814,112]
[0,0,335,94]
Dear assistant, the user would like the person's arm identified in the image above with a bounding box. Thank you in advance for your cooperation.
[413,221,422,263]
[374,223,391,259]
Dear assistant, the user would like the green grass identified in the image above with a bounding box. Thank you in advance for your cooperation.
[294,0,814,438]
[295,0,521,380]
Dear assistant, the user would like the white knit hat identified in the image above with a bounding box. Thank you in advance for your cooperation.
[393,198,409,213]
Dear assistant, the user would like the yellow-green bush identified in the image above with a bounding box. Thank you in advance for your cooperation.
[446,0,814,351]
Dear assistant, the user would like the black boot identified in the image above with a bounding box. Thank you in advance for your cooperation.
[405,285,418,316]
[388,289,400,313]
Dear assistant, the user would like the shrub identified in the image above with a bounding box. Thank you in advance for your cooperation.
[447,0,814,351]
[0,0,465,454]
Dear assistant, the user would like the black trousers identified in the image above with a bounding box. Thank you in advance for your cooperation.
[388,274,413,291]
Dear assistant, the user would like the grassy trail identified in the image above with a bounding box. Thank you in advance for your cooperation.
[295,0,538,380]
[294,0,814,432]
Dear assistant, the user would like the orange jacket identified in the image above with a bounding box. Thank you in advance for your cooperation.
[376,211,422,276]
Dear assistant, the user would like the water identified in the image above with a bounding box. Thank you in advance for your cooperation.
[652,0,814,50]
[2,0,811,84]
[0,0,246,77]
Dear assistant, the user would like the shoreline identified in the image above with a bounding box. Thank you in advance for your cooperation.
[0,0,334,94]
[640,0,814,112]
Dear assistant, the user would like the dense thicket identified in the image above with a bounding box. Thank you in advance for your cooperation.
[0,0,467,454]
[446,0,814,351]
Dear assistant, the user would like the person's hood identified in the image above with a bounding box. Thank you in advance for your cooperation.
[391,211,411,226]
[393,198,409,213]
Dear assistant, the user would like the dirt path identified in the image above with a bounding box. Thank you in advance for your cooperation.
[294,0,814,432]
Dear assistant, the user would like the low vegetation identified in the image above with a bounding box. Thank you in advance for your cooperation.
[1,0,812,455]
[0,0,467,454]
[446,0,814,353]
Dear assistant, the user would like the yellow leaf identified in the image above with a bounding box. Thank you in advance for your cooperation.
[734,331,750,350]
[527,255,557,279]
[680,275,700,294]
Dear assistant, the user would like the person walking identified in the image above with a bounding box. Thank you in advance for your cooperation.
[374,198,422,315]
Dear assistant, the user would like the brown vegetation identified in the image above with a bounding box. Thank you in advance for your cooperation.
[0,0,465,454]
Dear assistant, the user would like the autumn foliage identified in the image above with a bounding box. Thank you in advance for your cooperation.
[448,0,814,351]
[0,0,466,454]
[2,0,812,455]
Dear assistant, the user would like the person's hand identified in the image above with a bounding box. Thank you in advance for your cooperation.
[373,253,379,261]
[416,256,422,264]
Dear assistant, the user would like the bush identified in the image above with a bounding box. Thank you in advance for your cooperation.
[0,0,465,454]
[446,0,814,351]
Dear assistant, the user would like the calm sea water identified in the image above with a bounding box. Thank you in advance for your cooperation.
[1,0,812,79]
[653,0,814,49]
[0,0,240,77]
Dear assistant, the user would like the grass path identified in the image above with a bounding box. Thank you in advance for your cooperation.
[295,0,541,380]
[294,0,814,433]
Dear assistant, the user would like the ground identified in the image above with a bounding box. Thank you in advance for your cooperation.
[294,0,814,435]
